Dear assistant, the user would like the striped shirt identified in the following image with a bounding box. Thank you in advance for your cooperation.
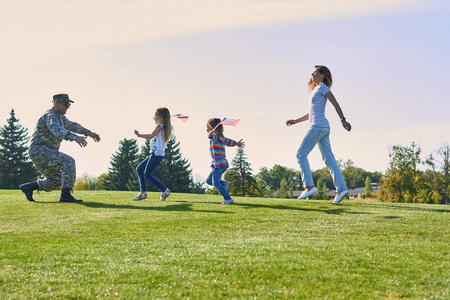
[309,82,331,128]
[209,133,237,168]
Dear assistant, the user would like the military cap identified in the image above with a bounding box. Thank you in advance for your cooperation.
[53,94,74,103]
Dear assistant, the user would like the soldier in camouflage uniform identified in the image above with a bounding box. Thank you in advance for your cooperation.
[19,94,101,202]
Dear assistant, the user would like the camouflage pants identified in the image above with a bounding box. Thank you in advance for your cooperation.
[29,145,76,191]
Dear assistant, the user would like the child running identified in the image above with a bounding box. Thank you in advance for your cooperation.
[286,65,351,204]
[206,118,245,205]
[133,107,173,201]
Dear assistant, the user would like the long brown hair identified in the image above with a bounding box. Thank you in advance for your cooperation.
[308,65,333,91]
[156,107,172,142]
[207,118,224,137]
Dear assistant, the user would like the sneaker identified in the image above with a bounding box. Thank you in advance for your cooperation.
[133,192,147,201]
[160,189,171,201]
[223,181,231,192]
[333,190,348,204]
[298,187,318,199]
[221,199,234,205]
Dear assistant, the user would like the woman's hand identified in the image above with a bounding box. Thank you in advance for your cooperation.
[342,120,352,132]
[286,114,308,127]
[286,120,296,126]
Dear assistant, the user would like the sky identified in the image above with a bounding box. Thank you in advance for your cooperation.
[1,0,449,183]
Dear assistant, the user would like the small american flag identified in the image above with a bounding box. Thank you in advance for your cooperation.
[219,118,240,126]
[172,114,189,123]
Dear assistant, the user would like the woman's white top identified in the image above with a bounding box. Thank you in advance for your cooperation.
[309,82,331,128]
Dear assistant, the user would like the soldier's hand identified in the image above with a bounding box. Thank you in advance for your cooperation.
[75,136,88,147]
[90,132,101,142]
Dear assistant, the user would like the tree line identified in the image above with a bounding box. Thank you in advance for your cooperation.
[0,109,448,204]
[378,142,449,204]
[78,136,200,193]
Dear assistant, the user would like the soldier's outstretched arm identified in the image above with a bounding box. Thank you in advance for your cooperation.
[62,116,92,137]
[89,132,101,142]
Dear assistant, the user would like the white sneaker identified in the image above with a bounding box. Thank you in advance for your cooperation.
[333,190,348,204]
[160,189,171,201]
[298,187,318,199]
[223,181,231,192]
[221,199,234,205]
[133,192,147,201]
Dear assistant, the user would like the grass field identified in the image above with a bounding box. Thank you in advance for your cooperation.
[0,190,449,299]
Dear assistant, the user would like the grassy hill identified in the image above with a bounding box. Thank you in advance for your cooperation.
[0,190,449,299]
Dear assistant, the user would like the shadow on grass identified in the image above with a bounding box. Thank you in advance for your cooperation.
[379,216,401,219]
[78,201,231,214]
[239,202,372,215]
[386,204,450,213]
[195,201,371,215]
[354,202,450,213]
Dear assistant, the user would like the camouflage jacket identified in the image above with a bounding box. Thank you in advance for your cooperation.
[30,107,91,150]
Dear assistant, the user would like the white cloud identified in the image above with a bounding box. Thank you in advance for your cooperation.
[1,0,422,51]
[0,0,426,82]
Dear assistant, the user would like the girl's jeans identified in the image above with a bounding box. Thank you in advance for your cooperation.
[297,126,347,192]
[136,154,167,192]
[206,166,231,200]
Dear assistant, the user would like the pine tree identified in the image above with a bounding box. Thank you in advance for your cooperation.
[127,139,151,191]
[108,138,139,191]
[190,175,206,194]
[154,136,192,193]
[137,138,151,162]
[0,109,37,189]
[97,173,118,191]
[225,147,259,196]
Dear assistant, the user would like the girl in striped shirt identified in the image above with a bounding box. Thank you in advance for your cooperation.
[206,118,245,205]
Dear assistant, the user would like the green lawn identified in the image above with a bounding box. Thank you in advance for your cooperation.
[0,190,449,299]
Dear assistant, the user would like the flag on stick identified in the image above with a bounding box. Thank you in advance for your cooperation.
[219,118,240,126]
[172,114,189,123]
[211,117,240,131]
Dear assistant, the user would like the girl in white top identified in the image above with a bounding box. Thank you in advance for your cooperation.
[133,107,173,201]
[286,65,352,204]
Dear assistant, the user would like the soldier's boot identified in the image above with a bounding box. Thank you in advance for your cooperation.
[19,181,39,202]
[59,188,83,203]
